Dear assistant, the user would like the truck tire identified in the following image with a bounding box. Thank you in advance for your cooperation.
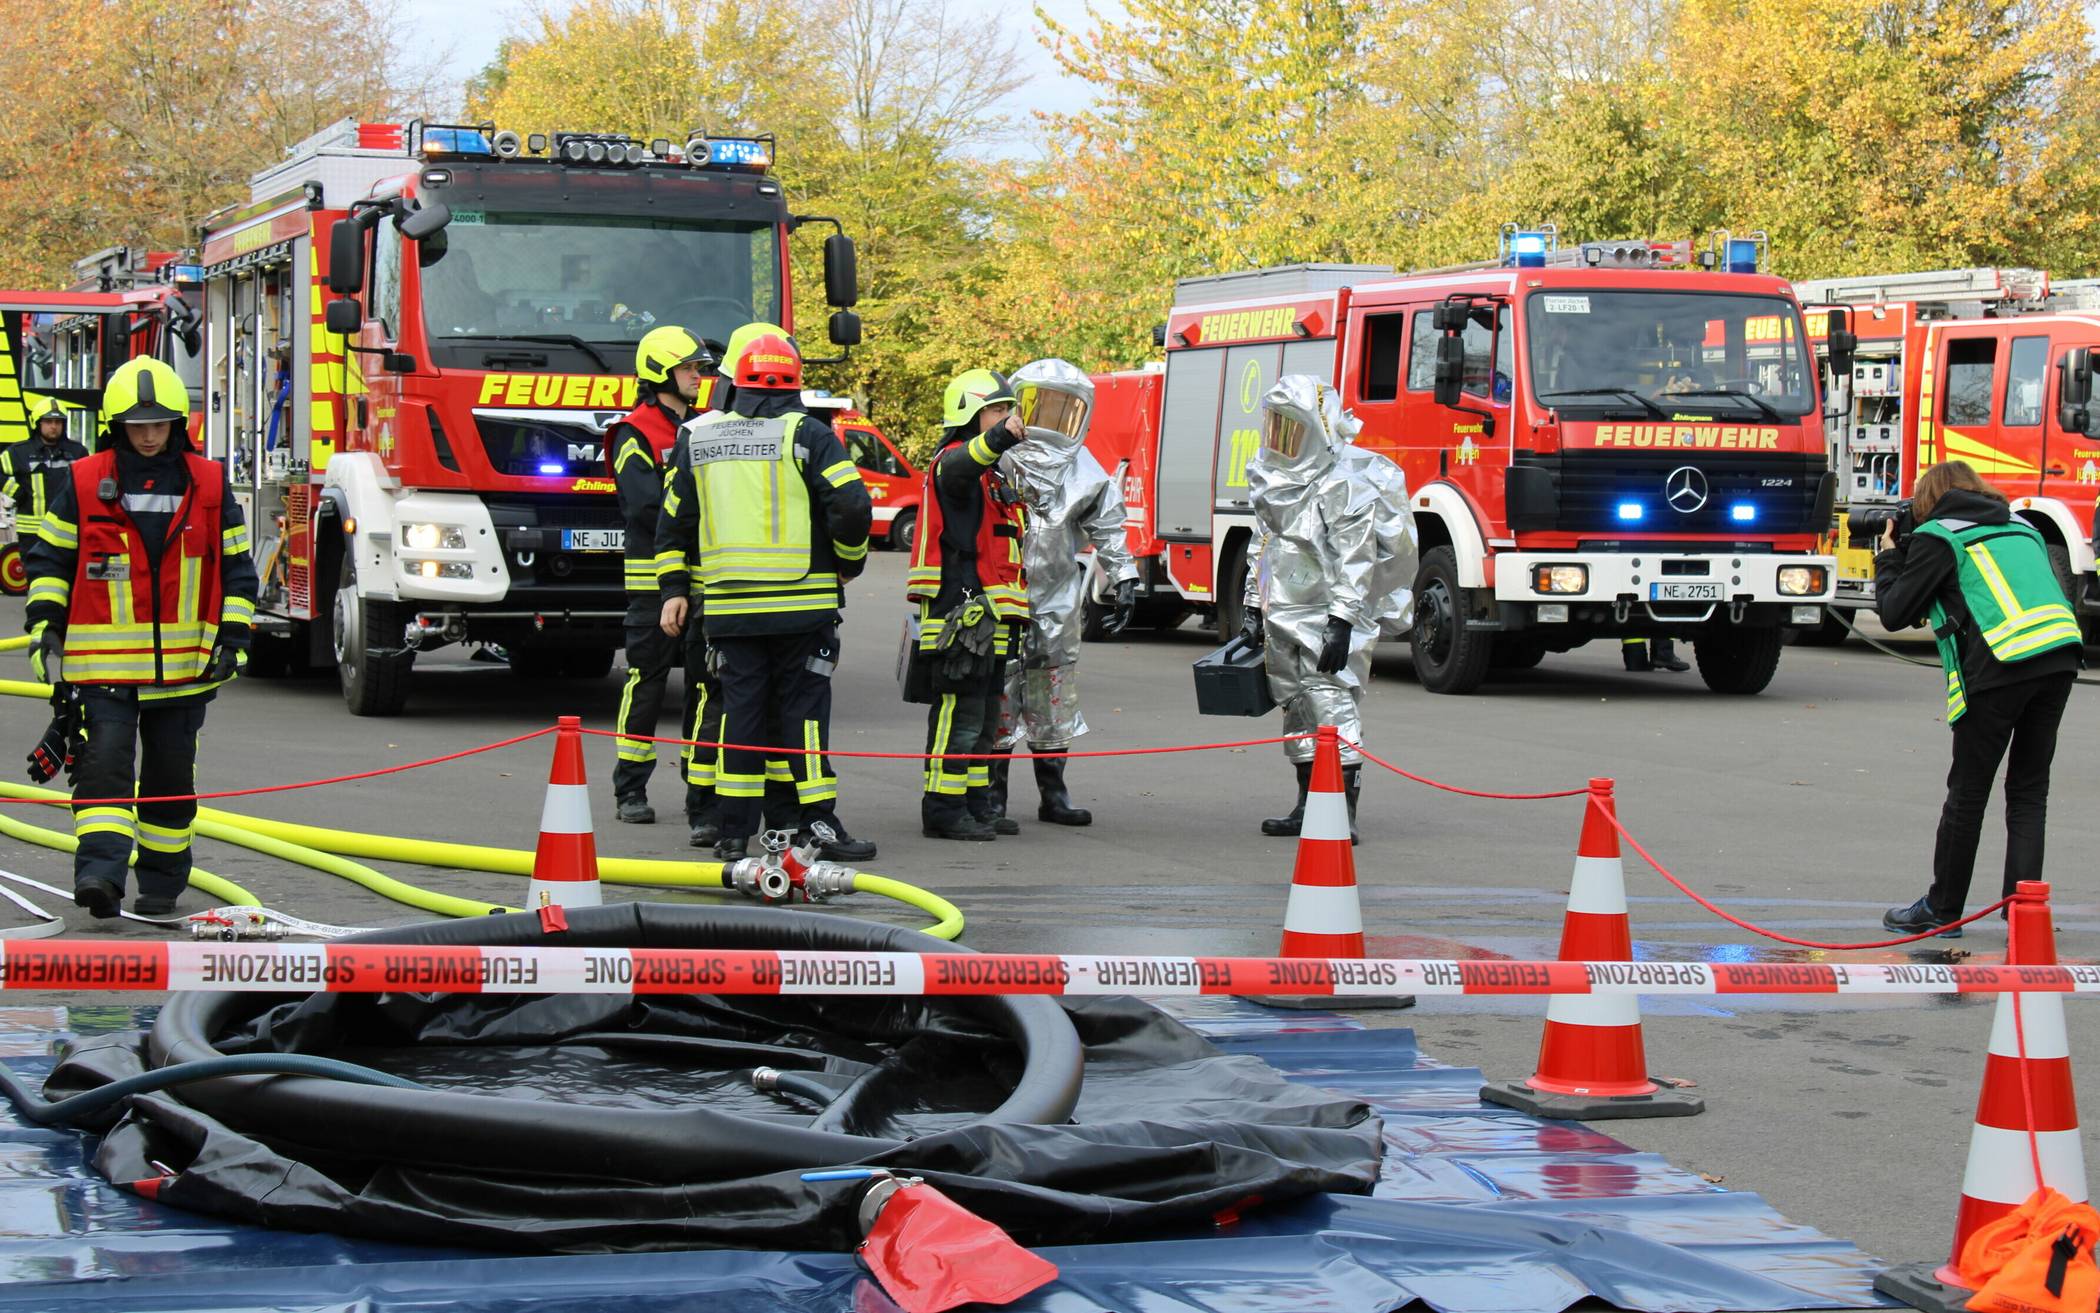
[1215,537,1249,641]
[2042,542,2098,645]
[1410,547,1492,694]
[1787,609,1850,646]
[561,647,616,679]
[1693,627,1783,695]
[887,508,917,554]
[1080,594,1111,642]
[1490,635,1547,670]
[333,554,413,716]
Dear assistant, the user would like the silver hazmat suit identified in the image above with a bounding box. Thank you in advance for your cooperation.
[998,358,1139,751]
[1244,375,1417,764]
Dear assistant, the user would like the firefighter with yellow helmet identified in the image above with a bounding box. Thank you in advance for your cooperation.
[656,323,876,862]
[605,325,718,836]
[2,399,88,595]
[21,357,258,921]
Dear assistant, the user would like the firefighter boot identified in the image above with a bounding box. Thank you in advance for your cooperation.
[1650,638,1690,672]
[1622,639,1652,672]
[687,793,721,849]
[1261,763,1313,837]
[1344,764,1362,847]
[1034,755,1092,826]
[617,796,656,825]
[976,753,1020,835]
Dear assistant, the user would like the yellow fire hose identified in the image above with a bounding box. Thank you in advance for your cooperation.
[0,636,29,654]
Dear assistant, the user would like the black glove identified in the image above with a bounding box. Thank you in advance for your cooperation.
[1240,605,1264,648]
[26,685,78,784]
[1315,616,1353,674]
[29,624,63,684]
[205,643,248,683]
[1103,578,1136,636]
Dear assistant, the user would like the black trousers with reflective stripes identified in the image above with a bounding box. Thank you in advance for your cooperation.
[612,617,717,823]
[71,689,209,899]
[1928,670,2074,921]
[710,624,842,841]
[922,645,1004,829]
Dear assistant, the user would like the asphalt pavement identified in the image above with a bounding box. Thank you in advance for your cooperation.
[2,551,2096,1277]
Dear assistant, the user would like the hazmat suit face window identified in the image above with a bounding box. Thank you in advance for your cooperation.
[1244,375,1418,768]
[998,358,1139,753]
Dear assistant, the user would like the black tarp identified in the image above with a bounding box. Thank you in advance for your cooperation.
[45,908,1383,1253]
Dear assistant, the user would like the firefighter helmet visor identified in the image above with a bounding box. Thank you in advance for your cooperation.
[942,369,1017,429]
[635,325,711,386]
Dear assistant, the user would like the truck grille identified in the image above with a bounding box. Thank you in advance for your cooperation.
[475,415,613,480]
[1508,452,1829,536]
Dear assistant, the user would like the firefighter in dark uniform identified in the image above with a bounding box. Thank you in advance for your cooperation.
[606,325,715,835]
[903,369,1032,841]
[3,399,90,547]
[657,323,876,861]
[23,358,258,920]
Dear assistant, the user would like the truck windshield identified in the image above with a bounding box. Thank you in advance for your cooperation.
[1527,291,1814,418]
[420,211,782,355]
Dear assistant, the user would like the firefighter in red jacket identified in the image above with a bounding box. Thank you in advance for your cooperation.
[606,326,716,836]
[22,357,258,921]
[903,370,1032,841]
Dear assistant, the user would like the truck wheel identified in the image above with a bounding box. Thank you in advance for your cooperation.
[561,647,616,679]
[0,543,25,595]
[1080,594,1112,642]
[1693,628,1783,695]
[2042,542,2098,644]
[333,554,412,716]
[1410,547,1492,694]
[888,508,917,554]
[1216,538,1249,641]
[1787,609,1850,646]
[1490,635,1547,670]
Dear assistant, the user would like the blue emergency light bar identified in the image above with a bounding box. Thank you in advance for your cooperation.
[538,462,564,476]
[421,127,494,157]
[169,264,204,284]
[1730,502,1757,522]
[699,138,771,171]
[1616,501,1645,522]
[1726,239,1759,274]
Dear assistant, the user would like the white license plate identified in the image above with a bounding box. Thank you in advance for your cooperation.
[1650,581,1723,602]
[561,528,624,552]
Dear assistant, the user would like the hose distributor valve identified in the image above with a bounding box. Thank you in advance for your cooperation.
[723,830,861,904]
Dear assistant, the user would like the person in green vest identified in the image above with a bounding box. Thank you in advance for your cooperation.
[1874,460,2083,937]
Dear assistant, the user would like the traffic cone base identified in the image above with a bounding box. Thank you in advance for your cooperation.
[1256,726,1411,1011]
[1481,778,1703,1120]
[1871,1265,1979,1313]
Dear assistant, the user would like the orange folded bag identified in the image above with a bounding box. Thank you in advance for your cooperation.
[1959,1187,2100,1313]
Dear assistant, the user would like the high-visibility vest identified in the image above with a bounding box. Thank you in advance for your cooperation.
[1914,516,2083,722]
[610,402,680,595]
[1,438,87,540]
[61,451,229,686]
[683,411,813,587]
[905,444,1028,621]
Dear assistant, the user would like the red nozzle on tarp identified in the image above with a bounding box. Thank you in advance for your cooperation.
[859,1178,1058,1313]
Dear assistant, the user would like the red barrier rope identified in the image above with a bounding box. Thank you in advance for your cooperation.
[580,727,1315,761]
[1602,809,2013,950]
[0,727,557,808]
[1347,742,1589,801]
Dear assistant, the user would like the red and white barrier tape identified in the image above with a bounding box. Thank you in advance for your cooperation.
[2,943,2098,997]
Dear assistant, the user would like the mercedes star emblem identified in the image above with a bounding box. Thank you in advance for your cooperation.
[1665,465,1709,513]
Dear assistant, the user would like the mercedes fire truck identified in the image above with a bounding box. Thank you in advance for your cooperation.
[1792,267,2100,642]
[1089,228,1842,694]
[193,119,860,714]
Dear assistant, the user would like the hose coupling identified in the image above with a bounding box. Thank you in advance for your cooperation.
[799,862,858,903]
[723,858,792,903]
[751,1065,781,1092]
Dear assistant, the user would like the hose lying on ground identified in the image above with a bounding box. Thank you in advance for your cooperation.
[0,1053,427,1126]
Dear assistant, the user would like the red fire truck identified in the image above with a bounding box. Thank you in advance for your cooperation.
[1089,230,1842,694]
[0,248,201,592]
[191,119,860,714]
[803,392,920,549]
[1791,267,2100,641]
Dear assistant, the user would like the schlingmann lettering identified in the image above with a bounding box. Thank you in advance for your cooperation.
[784,959,897,988]
[932,958,1068,988]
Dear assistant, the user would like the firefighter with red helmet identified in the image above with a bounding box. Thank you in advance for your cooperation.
[902,369,1033,841]
[656,323,876,861]
[606,325,717,836]
[22,357,258,920]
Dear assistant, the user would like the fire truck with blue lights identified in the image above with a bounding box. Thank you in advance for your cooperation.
[190,119,861,714]
[1087,226,1844,694]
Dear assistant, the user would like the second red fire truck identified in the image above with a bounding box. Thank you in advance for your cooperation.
[1088,228,1843,694]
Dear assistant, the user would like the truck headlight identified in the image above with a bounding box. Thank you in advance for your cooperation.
[411,560,473,580]
[1531,564,1588,595]
[403,523,466,551]
[1777,565,1828,596]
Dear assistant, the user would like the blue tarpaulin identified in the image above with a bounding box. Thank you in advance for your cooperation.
[0,1003,1894,1312]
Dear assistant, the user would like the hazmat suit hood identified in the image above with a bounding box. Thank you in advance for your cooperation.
[1002,358,1095,501]
[1250,375,1358,533]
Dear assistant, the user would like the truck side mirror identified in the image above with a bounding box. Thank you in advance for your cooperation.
[823,234,859,308]
[1431,302,1469,333]
[397,201,451,241]
[828,309,862,347]
[327,219,365,294]
[324,298,362,336]
[2059,346,2092,432]
[1826,327,1857,383]
[1433,335,1465,408]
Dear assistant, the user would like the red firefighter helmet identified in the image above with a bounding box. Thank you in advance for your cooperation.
[723,322,803,390]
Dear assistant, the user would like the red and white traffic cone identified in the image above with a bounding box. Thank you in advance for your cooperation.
[527,716,603,911]
[1258,724,1410,1009]
[1481,778,1701,1118]
[1876,881,2088,1313]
